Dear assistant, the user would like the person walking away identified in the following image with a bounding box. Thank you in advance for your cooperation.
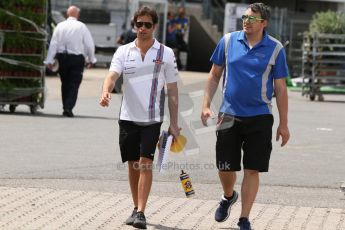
[165,11,179,72]
[44,6,96,117]
[166,12,178,50]
[201,3,290,230]
[174,7,189,70]
[100,6,180,229]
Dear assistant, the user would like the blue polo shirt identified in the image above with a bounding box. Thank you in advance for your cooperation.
[210,31,289,117]
[175,17,188,34]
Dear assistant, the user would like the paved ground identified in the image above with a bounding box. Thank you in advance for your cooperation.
[1,68,345,229]
[0,186,344,230]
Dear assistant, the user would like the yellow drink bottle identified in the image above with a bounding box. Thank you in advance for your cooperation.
[180,170,195,197]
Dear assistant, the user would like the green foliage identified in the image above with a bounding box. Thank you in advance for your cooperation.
[0,0,47,29]
[0,0,46,101]
[309,11,345,34]
[0,79,41,92]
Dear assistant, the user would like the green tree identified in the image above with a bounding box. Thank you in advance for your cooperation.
[309,11,345,34]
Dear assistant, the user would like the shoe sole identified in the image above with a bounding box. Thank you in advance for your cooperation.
[215,191,239,222]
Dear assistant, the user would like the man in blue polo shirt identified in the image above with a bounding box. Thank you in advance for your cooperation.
[201,3,290,230]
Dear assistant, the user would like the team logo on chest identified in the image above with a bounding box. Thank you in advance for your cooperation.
[153,59,164,64]
[254,52,265,58]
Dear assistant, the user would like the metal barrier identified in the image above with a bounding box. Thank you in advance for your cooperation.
[202,0,225,34]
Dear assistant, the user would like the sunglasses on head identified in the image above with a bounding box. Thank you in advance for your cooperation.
[241,15,264,23]
[135,21,153,29]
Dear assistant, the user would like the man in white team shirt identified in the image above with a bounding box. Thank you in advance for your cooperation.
[45,6,96,117]
[100,6,180,229]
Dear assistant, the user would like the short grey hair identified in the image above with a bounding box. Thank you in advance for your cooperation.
[247,3,270,21]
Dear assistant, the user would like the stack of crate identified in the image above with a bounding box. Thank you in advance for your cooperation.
[0,0,47,114]
[301,32,345,101]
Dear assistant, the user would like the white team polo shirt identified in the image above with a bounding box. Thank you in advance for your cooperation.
[109,39,179,122]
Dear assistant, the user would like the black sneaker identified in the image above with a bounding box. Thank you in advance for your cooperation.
[62,110,74,117]
[125,208,137,225]
[133,211,147,229]
[237,217,252,230]
[214,191,238,222]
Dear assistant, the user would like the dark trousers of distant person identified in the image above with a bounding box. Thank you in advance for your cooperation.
[175,33,189,70]
[57,53,85,113]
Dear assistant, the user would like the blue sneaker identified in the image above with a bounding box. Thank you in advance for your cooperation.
[214,191,238,222]
[237,217,252,230]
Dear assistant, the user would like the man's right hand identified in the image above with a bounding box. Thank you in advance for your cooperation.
[201,107,213,126]
[168,124,181,140]
[99,91,111,107]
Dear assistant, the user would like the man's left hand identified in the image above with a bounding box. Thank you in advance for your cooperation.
[276,125,290,147]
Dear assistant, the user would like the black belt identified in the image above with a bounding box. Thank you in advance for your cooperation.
[57,53,83,57]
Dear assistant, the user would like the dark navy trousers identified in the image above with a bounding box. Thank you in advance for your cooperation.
[57,53,85,111]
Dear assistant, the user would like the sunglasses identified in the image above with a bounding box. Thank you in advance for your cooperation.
[135,21,153,29]
[241,15,264,23]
